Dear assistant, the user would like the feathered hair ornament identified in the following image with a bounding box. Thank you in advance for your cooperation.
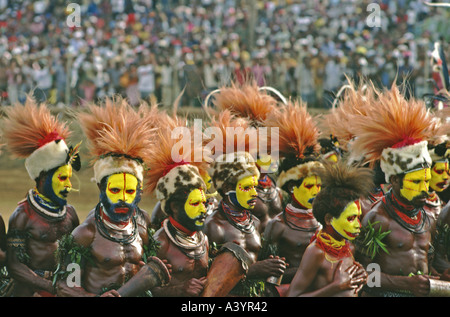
[350,83,439,183]
[77,97,155,184]
[205,109,260,193]
[313,161,374,226]
[2,96,80,180]
[204,80,281,127]
[264,99,323,191]
[142,108,208,213]
[319,78,379,152]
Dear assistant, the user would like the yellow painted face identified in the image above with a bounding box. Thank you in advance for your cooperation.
[400,168,431,202]
[235,175,258,209]
[293,175,322,209]
[325,153,338,163]
[184,188,207,226]
[330,200,362,240]
[51,164,73,199]
[256,155,279,174]
[201,171,212,191]
[106,173,138,204]
[430,161,449,192]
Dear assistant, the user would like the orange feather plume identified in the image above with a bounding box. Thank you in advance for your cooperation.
[318,79,380,151]
[264,99,320,160]
[350,83,439,167]
[143,109,208,194]
[206,80,280,127]
[77,97,156,163]
[205,109,258,160]
[2,96,70,158]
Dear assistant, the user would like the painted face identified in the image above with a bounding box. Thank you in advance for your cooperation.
[256,155,279,174]
[183,188,207,229]
[201,171,212,191]
[235,175,258,209]
[429,161,449,192]
[400,168,431,204]
[331,200,362,240]
[293,175,322,209]
[106,173,138,204]
[51,164,73,200]
[325,152,338,163]
[101,173,140,223]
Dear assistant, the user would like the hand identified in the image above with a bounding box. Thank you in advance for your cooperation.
[182,277,207,297]
[351,261,368,294]
[100,289,121,297]
[332,261,364,292]
[408,274,430,297]
[250,256,287,279]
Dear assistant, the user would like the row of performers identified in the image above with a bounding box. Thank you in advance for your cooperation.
[0,79,448,297]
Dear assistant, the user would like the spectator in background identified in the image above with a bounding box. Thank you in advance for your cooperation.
[137,54,156,103]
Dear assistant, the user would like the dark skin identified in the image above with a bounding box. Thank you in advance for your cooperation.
[432,201,450,275]
[0,215,6,266]
[262,181,320,284]
[151,199,209,297]
[357,174,438,296]
[253,173,284,234]
[286,217,367,297]
[6,173,79,296]
[204,182,287,282]
[56,182,153,297]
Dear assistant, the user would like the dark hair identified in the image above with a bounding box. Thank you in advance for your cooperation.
[312,161,374,226]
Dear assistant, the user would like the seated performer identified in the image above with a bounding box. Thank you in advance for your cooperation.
[286,161,371,297]
[204,110,287,297]
[143,112,211,297]
[55,99,169,297]
[351,84,449,296]
[2,98,81,296]
[204,81,284,233]
[261,100,323,296]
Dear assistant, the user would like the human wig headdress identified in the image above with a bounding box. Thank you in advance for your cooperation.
[143,109,208,213]
[350,84,439,183]
[2,96,80,181]
[206,109,260,193]
[428,106,450,164]
[264,99,323,191]
[313,161,374,226]
[77,97,155,185]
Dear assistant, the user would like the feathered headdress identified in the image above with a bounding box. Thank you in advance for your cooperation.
[350,84,439,183]
[77,97,155,184]
[319,78,379,152]
[206,109,260,192]
[204,80,280,128]
[264,99,323,191]
[143,108,208,213]
[2,97,80,180]
[313,161,374,225]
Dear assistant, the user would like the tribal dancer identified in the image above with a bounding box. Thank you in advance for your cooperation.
[144,111,211,297]
[204,110,286,297]
[351,84,449,296]
[2,97,81,296]
[55,98,169,297]
[286,161,371,297]
[260,100,323,296]
[204,80,284,233]
[319,78,387,218]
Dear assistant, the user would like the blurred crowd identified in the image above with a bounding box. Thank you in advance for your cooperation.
[0,0,449,108]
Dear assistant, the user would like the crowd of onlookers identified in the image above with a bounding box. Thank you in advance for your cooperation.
[0,0,449,109]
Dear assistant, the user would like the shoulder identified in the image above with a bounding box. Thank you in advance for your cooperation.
[8,200,31,231]
[71,210,96,248]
